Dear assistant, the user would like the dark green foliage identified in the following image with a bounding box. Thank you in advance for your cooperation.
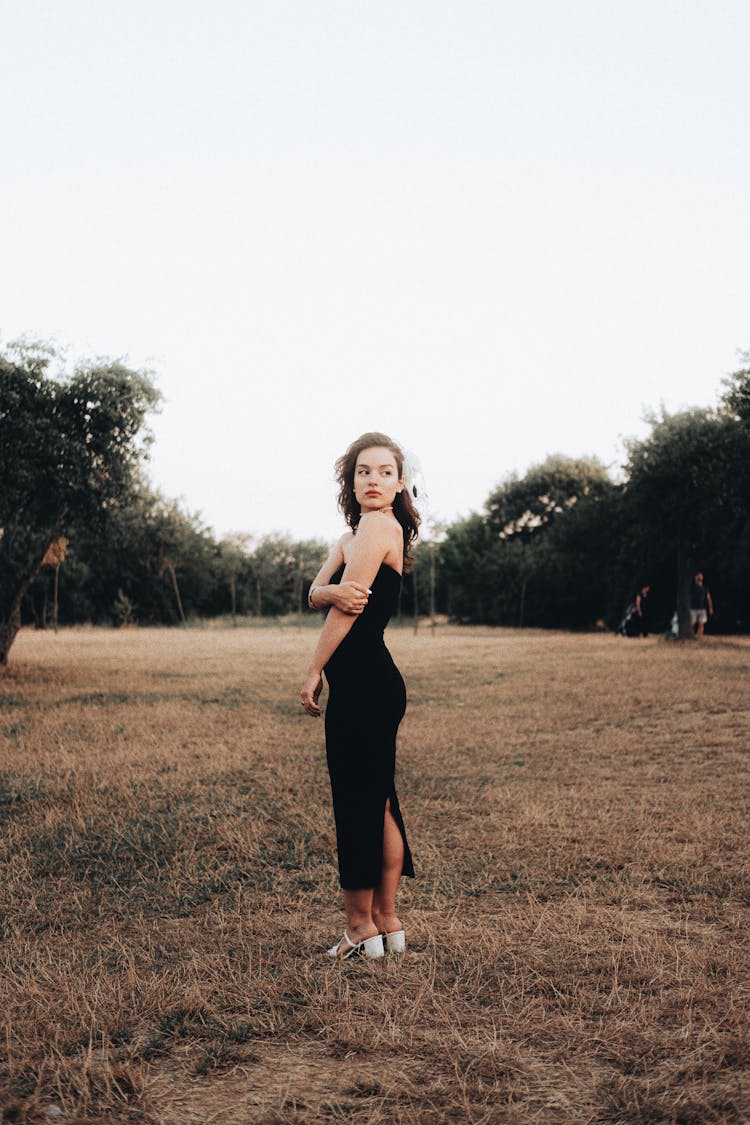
[58,488,225,625]
[1,339,327,639]
[721,352,750,420]
[27,497,330,627]
[0,341,160,661]
[623,405,750,635]
[240,534,329,618]
[437,514,495,622]
[5,338,749,639]
[439,457,620,628]
[430,361,750,633]
[486,454,614,542]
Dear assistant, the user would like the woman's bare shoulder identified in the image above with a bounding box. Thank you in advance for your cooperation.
[342,515,403,577]
[356,512,403,554]
[357,512,401,535]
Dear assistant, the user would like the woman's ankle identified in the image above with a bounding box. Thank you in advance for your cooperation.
[345,919,379,943]
[372,909,402,933]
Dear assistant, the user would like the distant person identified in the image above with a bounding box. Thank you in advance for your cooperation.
[300,433,419,960]
[690,572,714,637]
[618,584,651,638]
[634,584,651,636]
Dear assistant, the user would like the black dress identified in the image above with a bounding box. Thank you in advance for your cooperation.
[324,563,415,890]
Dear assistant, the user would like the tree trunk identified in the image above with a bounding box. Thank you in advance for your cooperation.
[53,565,60,634]
[1,545,51,663]
[412,565,419,635]
[168,562,187,625]
[0,616,21,666]
[229,574,237,623]
[676,537,695,639]
[518,575,528,628]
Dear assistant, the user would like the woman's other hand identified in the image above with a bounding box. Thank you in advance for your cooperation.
[300,670,323,717]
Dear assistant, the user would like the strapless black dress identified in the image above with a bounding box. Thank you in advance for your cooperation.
[324,563,415,890]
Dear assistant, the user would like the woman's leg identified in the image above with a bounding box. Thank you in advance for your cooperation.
[372,799,404,934]
[337,887,379,955]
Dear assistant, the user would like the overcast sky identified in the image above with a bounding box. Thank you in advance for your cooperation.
[2,0,748,542]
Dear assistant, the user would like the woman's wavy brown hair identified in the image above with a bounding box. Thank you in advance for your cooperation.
[334,432,421,568]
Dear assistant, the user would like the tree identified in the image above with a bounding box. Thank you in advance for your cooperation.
[41,536,68,633]
[82,486,222,624]
[437,514,494,622]
[34,486,242,627]
[0,342,160,663]
[146,498,213,625]
[218,533,254,621]
[623,402,750,637]
[721,351,750,421]
[244,535,328,618]
[482,455,617,627]
[486,454,613,540]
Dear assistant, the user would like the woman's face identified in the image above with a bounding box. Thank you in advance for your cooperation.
[353,445,404,514]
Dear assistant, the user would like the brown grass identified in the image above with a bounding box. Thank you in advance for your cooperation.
[1,623,749,1124]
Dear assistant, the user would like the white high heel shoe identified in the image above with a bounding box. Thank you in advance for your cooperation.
[327,931,385,960]
[383,929,406,954]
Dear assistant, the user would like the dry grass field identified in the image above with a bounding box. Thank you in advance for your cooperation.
[1,622,749,1124]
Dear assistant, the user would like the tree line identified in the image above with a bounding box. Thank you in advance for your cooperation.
[2,342,749,663]
[437,361,750,637]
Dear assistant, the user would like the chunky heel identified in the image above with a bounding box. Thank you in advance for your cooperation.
[383,929,406,954]
[361,933,386,959]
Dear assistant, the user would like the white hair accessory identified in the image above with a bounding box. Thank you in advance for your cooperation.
[399,445,427,507]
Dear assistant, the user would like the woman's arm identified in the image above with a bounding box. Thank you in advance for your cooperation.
[311,536,347,588]
[300,516,401,716]
[308,533,373,615]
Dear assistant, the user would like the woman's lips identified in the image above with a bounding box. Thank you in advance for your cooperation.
[365,490,381,497]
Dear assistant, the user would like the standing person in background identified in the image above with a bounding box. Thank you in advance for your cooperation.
[618,583,651,638]
[690,572,714,637]
[634,584,651,637]
[301,433,420,960]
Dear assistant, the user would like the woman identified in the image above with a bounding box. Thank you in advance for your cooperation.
[300,432,419,960]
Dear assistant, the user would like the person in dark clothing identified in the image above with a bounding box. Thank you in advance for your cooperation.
[300,433,420,961]
[690,572,713,637]
[618,584,651,637]
[634,584,651,636]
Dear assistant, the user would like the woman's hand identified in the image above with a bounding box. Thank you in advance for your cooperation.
[300,670,323,717]
[312,581,371,614]
[329,580,371,615]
